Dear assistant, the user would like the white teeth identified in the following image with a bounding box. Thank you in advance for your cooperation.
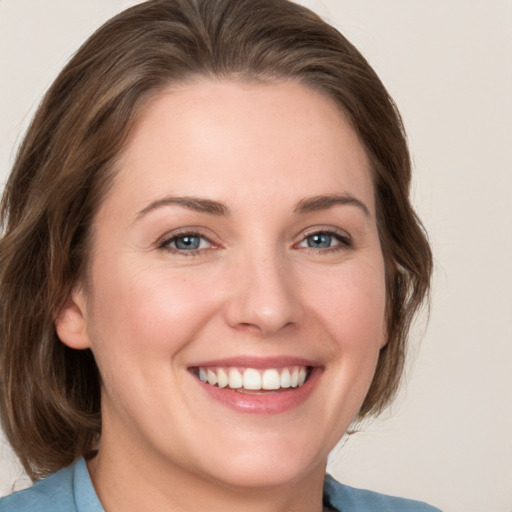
[207,369,218,386]
[243,368,261,390]
[228,368,243,389]
[280,368,291,388]
[290,368,299,388]
[298,367,307,386]
[196,366,309,391]
[262,369,280,390]
[217,368,229,388]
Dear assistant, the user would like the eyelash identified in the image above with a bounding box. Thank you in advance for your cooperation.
[296,229,352,253]
[157,228,352,256]
[158,230,216,255]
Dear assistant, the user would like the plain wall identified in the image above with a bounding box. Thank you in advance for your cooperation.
[1,1,511,511]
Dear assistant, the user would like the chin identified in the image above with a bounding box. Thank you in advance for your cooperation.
[192,430,330,490]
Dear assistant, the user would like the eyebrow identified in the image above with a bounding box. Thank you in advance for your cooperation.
[136,192,370,221]
[136,196,230,220]
[294,193,370,217]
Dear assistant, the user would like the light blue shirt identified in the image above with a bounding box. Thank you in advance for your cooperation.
[0,458,442,511]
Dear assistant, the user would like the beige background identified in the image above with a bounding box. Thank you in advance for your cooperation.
[1,1,511,511]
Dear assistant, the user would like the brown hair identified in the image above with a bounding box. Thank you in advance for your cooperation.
[0,0,432,479]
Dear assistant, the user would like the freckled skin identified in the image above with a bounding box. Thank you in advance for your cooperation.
[56,80,387,511]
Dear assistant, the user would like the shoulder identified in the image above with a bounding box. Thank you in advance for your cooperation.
[0,466,75,512]
[324,474,443,512]
[0,458,103,512]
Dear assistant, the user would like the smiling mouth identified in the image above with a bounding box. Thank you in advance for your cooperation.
[191,366,311,392]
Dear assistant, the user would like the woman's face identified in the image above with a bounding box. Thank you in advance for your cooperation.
[58,79,387,490]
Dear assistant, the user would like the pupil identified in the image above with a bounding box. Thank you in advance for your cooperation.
[308,233,331,248]
[176,236,200,250]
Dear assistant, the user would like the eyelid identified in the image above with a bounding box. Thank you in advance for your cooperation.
[155,225,352,254]
[156,228,221,253]
[299,226,352,241]
[294,226,353,250]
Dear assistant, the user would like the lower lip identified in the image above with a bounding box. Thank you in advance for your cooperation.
[195,367,322,414]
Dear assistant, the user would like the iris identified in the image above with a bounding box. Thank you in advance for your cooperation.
[306,233,333,249]
[174,235,202,250]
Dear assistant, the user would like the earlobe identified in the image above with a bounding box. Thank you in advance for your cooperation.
[55,287,91,350]
[379,315,389,349]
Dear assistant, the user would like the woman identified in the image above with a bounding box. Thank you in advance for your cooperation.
[0,0,437,510]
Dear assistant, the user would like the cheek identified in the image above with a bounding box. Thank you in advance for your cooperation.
[305,259,387,352]
[86,263,221,370]
[297,258,387,436]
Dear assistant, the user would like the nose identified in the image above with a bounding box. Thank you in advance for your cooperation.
[223,250,302,336]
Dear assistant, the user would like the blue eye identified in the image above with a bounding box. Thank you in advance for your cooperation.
[306,233,334,248]
[174,235,201,250]
[298,231,350,251]
[160,233,211,252]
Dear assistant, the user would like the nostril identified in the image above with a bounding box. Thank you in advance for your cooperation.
[222,265,303,335]
[234,319,296,336]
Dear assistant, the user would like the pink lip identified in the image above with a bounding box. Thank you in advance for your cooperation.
[189,355,318,369]
[188,356,323,415]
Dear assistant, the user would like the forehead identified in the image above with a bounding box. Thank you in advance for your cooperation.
[106,78,375,217]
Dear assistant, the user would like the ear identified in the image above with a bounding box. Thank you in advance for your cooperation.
[379,308,389,349]
[379,329,389,349]
[55,286,91,350]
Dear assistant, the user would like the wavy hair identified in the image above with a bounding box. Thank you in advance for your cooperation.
[0,0,432,479]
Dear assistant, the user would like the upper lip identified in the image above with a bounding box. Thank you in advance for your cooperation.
[188,355,321,370]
